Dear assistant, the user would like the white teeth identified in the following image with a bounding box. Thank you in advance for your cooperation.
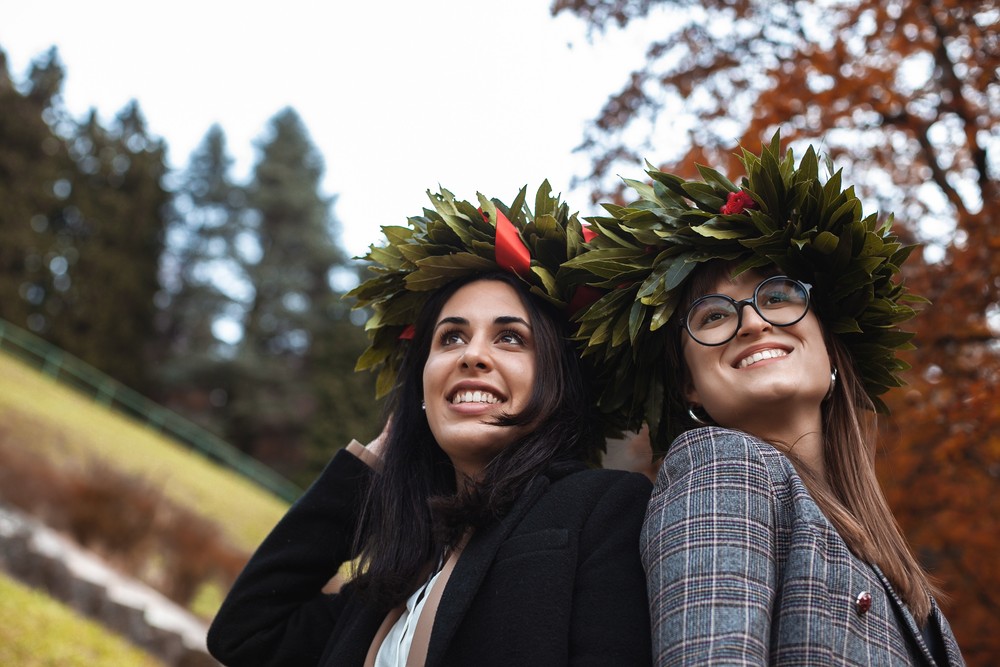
[739,349,788,368]
[451,390,500,404]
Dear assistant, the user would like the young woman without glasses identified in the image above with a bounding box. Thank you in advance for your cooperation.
[207,185,653,667]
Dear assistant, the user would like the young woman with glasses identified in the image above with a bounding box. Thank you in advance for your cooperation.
[567,136,965,665]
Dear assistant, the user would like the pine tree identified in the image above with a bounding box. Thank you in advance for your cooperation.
[153,124,251,432]
[158,110,380,482]
[229,108,354,475]
[0,47,74,336]
[0,49,168,394]
[160,125,241,355]
[48,102,168,391]
[302,275,380,484]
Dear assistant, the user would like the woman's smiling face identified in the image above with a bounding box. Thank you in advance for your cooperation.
[681,269,832,437]
[422,279,536,479]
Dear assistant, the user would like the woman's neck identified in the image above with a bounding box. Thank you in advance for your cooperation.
[736,411,827,481]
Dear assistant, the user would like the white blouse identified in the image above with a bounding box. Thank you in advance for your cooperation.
[373,565,446,666]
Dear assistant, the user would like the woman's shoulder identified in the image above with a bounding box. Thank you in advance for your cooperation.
[648,428,798,534]
[530,467,651,535]
[658,427,793,487]
[546,466,652,507]
[667,426,777,463]
[559,466,652,491]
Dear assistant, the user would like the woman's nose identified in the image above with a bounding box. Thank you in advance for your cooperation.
[737,303,772,337]
[460,340,491,370]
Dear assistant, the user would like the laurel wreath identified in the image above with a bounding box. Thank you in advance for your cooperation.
[563,132,924,446]
[347,182,591,398]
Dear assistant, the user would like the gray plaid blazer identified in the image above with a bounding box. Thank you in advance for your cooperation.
[642,427,965,666]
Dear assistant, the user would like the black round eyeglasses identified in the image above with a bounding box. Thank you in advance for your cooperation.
[680,275,812,346]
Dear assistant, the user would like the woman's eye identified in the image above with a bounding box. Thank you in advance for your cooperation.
[762,290,793,306]
[497,330,525,345]
[698,309,731,329]
[439,330,464,346]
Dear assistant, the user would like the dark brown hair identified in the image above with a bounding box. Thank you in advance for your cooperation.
[352,272,601,608]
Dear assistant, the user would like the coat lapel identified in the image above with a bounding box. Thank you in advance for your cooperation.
[319,601,388,666]
[422,474,551,666]
[929,595,966,667]
[870,564,939,666]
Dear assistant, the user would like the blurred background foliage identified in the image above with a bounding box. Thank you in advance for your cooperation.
[0,0,997,662]
[1,44,380,661]
[0,46,380,490]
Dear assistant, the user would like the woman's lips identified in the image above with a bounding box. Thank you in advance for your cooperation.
[450,390,501,405]
[737,348,789,368]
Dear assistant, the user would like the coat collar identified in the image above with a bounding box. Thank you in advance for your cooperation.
[422,472,552,665]
[870,564,962,666]
[928,594,966,666]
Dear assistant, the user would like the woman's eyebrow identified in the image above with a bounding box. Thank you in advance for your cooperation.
[434,316,468,331]
[495,316,530,328]
[433,315,531,331]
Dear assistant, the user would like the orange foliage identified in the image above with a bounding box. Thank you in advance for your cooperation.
[555,0,999,663]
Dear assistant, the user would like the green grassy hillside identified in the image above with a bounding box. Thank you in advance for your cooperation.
[0,351,287,552]
[0,573,165,667]
[0,350,302,658]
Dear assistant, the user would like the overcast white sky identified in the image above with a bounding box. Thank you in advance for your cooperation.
[1,0,649,256]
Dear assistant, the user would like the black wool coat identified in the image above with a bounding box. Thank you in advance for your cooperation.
[207,449,653,666]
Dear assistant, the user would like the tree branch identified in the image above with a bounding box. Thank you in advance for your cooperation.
[923,1,993,209]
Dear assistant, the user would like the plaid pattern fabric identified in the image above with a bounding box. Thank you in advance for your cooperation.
[642,427,965,666]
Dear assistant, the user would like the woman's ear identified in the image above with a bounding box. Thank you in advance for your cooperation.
[684,379,700,406]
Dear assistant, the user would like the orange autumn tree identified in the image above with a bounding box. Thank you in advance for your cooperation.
[553,0,999,663]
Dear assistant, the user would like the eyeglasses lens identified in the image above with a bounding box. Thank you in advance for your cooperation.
[685,277,808,345]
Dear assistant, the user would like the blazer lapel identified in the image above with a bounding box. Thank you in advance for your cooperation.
[319,602,388,666]
[870,564,938,666]
[423,474,551,666]
[929,595,965,667]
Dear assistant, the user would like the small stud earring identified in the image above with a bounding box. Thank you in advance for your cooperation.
[421,400,426,411]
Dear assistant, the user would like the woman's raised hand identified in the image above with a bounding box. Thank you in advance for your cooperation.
[366,417,392,459]
[603,424,659,482]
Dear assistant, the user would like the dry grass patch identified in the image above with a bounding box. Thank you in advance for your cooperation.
[0,352,287,552]
[0,350,297,618]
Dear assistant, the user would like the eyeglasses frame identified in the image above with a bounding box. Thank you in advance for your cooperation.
[680,275,813,347]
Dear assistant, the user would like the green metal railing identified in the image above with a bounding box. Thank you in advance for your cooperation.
[0,317,302,502]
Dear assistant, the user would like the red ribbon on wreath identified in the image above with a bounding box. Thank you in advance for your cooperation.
[490,208,531,278]
[400,210,599,339]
